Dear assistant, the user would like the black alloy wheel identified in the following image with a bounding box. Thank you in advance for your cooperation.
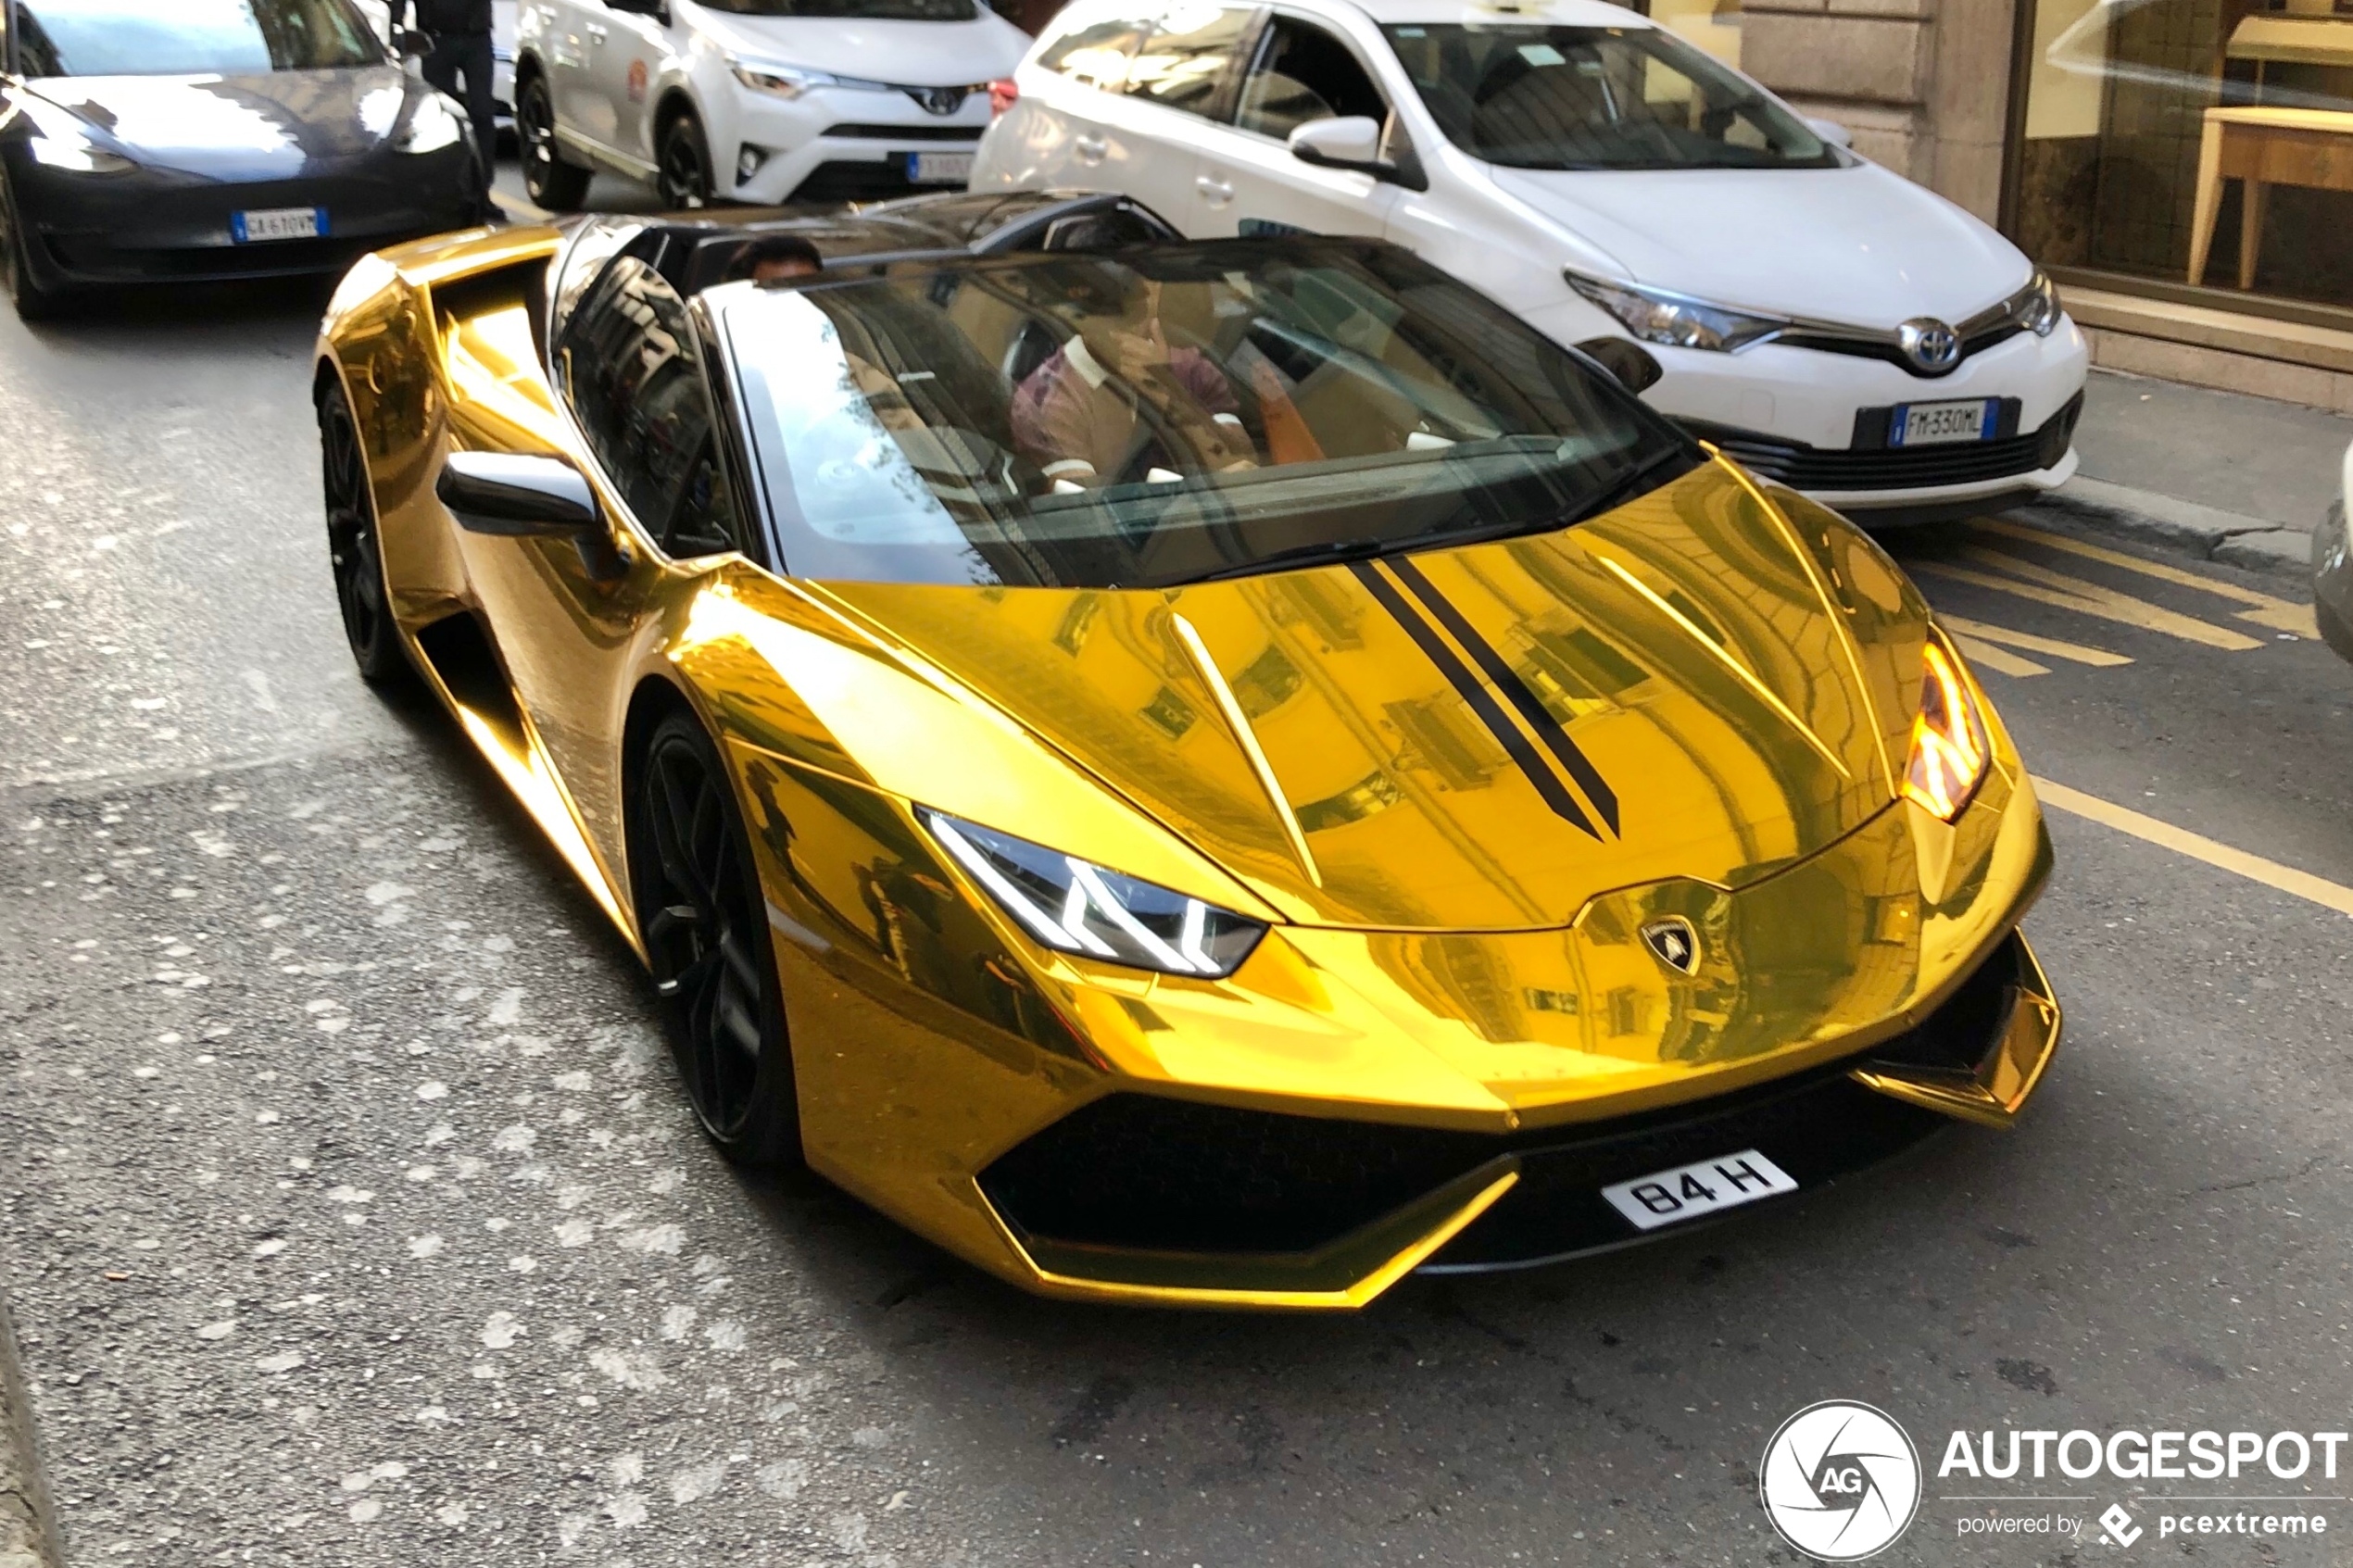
[656,110,713,211]
[0,178,63,322]
[318,383,410,687]
[630,711,801,1164]
[519,72,589,211]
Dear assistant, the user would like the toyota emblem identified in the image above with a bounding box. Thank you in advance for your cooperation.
[1896,317,1960,373]
[912,86,969,116]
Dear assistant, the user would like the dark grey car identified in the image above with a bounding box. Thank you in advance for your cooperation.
[0,0,491,318]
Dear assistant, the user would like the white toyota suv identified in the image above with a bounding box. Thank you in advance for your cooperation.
[514,0,1030,211]
[974,0,2089,521]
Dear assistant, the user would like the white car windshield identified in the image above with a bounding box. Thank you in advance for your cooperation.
[14,0,384,75]
[718,241,1692,589]
[1384,24,1840,171]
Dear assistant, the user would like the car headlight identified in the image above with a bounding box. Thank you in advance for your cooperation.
[922,809,1267,978]
[29,134,133,174]
[2011,270,2060,337]
[1567,270,1787,353]
[396,94,464,154]
[1901,633,1992,822]
[729,56,879,97]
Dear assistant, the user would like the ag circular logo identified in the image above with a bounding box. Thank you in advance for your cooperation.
[1759,1400,1921,1561]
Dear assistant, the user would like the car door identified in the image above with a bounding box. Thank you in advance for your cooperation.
[1004,3,1159,194]
[543,0,618,153]
[1187,8,1403,240]
[457,254,753,864]
[1114,3,1261,220]
[589,0,674,169]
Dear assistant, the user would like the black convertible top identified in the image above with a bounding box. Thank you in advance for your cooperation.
[598,190,1184,299]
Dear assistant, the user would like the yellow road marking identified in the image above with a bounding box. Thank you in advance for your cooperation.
[1939,614,2133,667]
[1975,518,2318,637]
[2035,777,2353,919]
[1913,553,2265,651]
[1950,633,2049,677]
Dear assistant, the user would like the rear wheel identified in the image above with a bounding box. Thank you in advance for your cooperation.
[318,382,409,687]
[519,72,589,211]
[630,710,802,1165]
[2318,595,2353,663]
[656,108,713,211]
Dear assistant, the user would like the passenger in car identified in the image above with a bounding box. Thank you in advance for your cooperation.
[1009,273,1258,487]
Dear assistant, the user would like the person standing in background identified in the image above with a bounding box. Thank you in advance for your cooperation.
[389,0,497,169]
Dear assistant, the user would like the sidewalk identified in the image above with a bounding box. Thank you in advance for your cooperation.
[2022,367,2351,579]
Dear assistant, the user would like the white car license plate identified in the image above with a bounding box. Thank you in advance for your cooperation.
[905,151,973,185]
[233,207,326,244]
[1602,1148,1798,1232]
[1891,397,1995,447]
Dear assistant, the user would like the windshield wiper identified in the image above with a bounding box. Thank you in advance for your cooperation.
[1180,446,1695,586]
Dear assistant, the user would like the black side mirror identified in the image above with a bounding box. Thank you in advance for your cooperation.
[1575,337,1663,395]
[392,27,431,57]
[438,450,600,537]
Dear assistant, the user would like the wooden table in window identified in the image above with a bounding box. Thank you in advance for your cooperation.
[2188,105,2353,290]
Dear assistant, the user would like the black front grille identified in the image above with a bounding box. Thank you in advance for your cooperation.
[1687,392,2082,493]
[981,934,2029,1263]
[821,123,979,143]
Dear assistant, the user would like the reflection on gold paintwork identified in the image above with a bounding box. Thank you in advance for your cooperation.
[318,225,2065,1311]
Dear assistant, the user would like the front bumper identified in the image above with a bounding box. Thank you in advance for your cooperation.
[731,722,2058,1310]
[9,149,486,288]
[1528,299,2090,506]
[986,929,2059,1292]
[719,81,989,204]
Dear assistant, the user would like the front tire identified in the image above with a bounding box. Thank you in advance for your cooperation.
[519,73,589,211]
[318,382,410,687]
[656,109,714,211]
[1,178,66,322]
[629,710,802,1165]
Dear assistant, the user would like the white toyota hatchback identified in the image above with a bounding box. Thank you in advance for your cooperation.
[974,0,2089,521]
[513,0,1030,211]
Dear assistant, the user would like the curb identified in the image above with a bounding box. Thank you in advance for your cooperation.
[2021,476,2315,583]
[0,1290,59,1568]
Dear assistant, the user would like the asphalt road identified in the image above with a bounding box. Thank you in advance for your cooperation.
[3,259,2351,1568]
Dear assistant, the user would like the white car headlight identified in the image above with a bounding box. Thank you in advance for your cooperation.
[1567,271,1787,354]
[922,810,1267,978]
[2011,270,2060,337]
[729,56,882,98]
[396,94,464,154]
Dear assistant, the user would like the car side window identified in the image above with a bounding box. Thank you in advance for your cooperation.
[1127,5,1254,116]
[1036,6,1157,94]
[554,257,743,561]
[1234,14,1387,140]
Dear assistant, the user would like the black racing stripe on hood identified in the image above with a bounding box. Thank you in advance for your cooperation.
[1385,552,1622,835]
[1348,558,1604,842]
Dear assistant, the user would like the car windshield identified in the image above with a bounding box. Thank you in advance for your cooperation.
[718,242,1693,590]
[698,0,975,18]
[1382,24,1838,171]
[14,0,383,76]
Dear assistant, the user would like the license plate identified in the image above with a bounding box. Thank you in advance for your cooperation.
[233,207,326,244]
[1602,1148,1798,1232]
[1890,397,1995,446]
[905,151,973,185]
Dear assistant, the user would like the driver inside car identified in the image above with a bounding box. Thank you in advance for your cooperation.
[1010,274,1261,488]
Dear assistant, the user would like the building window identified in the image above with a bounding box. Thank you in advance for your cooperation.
[2013,0,2353,309]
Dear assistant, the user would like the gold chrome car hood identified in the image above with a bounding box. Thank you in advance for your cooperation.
[816,462,1901,931]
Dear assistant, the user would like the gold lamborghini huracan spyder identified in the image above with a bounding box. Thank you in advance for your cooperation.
[313,190,2059,1310]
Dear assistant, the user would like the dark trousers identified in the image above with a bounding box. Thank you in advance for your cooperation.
[422,31,498,169]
